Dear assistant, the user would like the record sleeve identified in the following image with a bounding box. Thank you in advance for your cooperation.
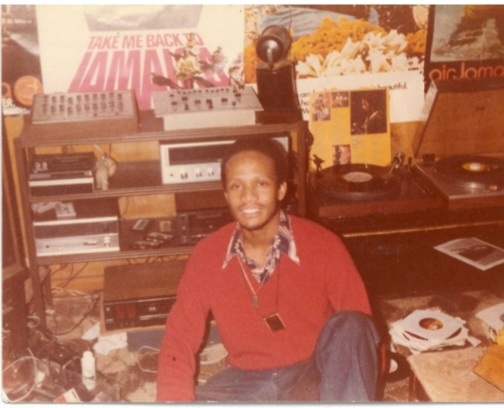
[400,309,464,342]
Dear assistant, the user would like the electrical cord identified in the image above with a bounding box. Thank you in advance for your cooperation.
[2,350,40,403]
[55,263,90,289]
[136,346,159,374]
[50,293,100,337]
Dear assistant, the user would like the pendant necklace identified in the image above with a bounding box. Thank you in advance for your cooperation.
[237,256,286,332]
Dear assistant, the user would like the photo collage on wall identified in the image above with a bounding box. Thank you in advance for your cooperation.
[309,88,391,170]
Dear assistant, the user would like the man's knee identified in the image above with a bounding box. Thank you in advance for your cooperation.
[324,311,379,341]
[316,311,381,362]
[315,311,381,401]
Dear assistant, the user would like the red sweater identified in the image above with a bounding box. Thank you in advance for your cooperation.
[156,215,371,401]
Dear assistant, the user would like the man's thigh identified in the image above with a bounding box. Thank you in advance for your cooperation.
[195,362,315,402]
[195,366,277,402]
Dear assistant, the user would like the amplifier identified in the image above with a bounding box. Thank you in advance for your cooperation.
[29,90,139,140]
[152,85,263,130]
[29,152,95,196]
[177,208,233,246]
[102,260,186,331]
[33,199,119,257]
[160,134,289,185]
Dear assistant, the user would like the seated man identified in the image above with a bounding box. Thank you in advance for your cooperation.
[156,137,381,402]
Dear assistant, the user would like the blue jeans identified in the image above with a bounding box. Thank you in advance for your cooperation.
[195,311,381,402]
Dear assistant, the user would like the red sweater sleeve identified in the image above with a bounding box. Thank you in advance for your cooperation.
[324,234,371,315]
[156,251,211,401]
[291,216,371,316]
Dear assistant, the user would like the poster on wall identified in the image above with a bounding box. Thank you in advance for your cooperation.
[35,5,245,111]
[424,5,504,90]
[36,4,428,123]
[1,5,43,113]
[243,5,429,124]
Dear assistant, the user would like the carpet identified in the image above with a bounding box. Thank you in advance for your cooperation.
[38,292,410,402]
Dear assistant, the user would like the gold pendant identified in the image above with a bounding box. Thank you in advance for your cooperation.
[264,313,286,332]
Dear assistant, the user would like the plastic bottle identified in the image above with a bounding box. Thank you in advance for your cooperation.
[81,350,96,390]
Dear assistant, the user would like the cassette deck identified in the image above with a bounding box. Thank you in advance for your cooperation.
[103,260,186,331]
[33,198,119,257]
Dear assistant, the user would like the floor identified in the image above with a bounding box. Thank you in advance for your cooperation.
[33,290,413,403]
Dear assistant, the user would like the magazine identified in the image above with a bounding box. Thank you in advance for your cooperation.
[434,237,504,271]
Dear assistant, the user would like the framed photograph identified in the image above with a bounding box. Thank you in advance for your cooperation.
[424,5,504,89]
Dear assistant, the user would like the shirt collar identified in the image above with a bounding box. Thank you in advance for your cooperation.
[222,211,300,270]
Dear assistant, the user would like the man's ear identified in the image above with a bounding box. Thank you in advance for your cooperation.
[277,181,287,201]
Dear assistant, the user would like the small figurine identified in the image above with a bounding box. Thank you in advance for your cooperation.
[95,153,117,191]
[312,154,325,174]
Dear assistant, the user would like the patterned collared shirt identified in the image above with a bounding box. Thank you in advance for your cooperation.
[222,211,300,284]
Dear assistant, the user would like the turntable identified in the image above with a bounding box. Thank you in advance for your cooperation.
[414,155,504,203]
[315,163,401,202]
[412,78,504,210]
[309,153,442,221]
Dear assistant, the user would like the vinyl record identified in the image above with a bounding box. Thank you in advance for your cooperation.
[434,155,504,189]
[385,351,410,383]
[315,163,401,201]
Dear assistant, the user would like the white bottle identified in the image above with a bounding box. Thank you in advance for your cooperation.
[81,350,96,390]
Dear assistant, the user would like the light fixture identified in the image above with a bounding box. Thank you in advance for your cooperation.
[255,25,302,123]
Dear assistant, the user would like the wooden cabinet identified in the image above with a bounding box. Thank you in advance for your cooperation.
[14,110,310,326]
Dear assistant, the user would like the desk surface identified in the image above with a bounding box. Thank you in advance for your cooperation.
[408,347,504,402]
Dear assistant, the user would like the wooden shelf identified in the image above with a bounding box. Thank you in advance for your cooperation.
[19,110,307,146]
[28,161,225,202]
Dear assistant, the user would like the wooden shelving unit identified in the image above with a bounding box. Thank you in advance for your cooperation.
[15,109,310,326]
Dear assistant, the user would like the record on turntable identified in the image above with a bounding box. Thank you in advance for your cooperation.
[434,155,504,190]
[315,163,401,201]
[414,154,504,202]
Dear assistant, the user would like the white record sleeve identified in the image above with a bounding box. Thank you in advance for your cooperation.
[399,309,464,342]
[476,302,504,332]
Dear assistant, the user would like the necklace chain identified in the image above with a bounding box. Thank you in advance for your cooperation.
[237,257,262,308]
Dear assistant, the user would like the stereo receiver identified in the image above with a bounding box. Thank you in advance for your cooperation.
[160,134,289,185]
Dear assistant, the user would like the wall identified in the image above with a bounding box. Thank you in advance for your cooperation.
[3,5,504,295]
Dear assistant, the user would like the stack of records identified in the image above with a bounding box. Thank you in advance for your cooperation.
[476,302,504,340]
[389,309,473,354]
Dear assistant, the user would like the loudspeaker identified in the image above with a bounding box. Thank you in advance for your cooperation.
[2,119,29,359]
[255,61,303,123]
